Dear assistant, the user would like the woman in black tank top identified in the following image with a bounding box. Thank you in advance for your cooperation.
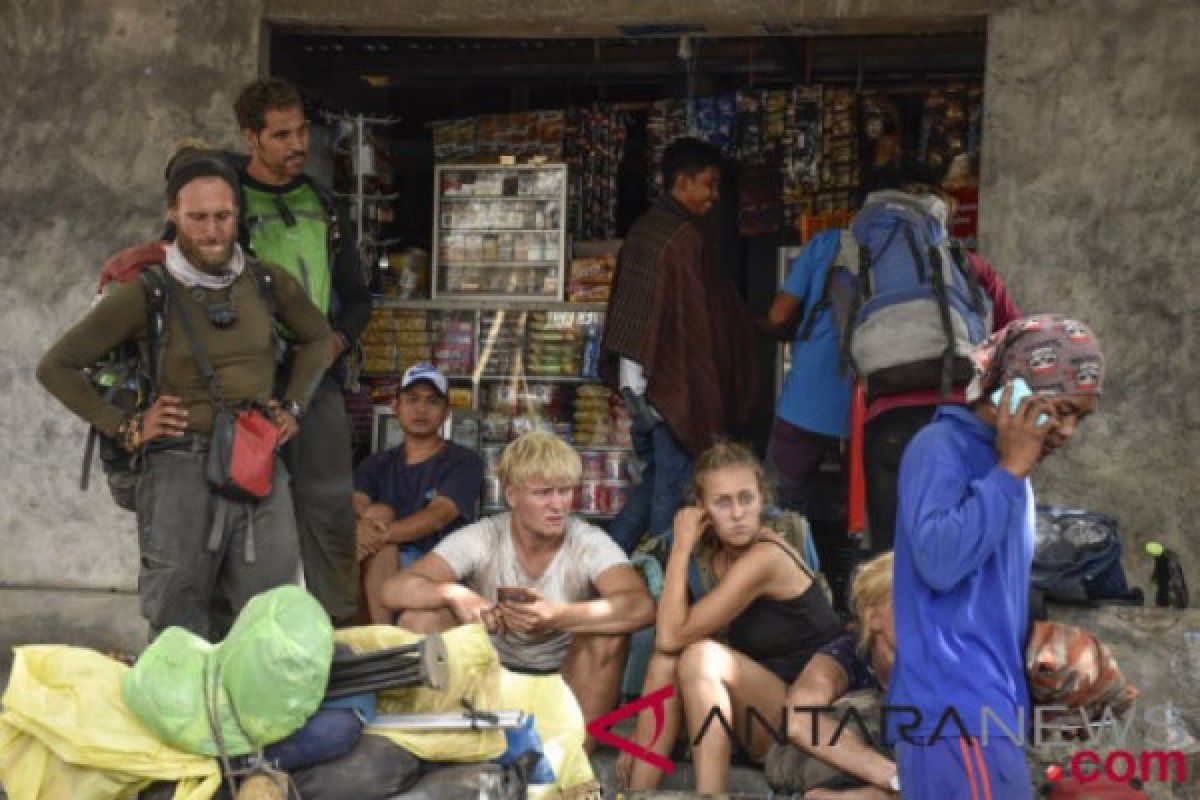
[619,443,842,795]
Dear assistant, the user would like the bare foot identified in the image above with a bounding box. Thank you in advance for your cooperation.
[615,750,634,790]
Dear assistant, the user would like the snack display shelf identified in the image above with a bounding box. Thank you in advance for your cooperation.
[433,163,569,301]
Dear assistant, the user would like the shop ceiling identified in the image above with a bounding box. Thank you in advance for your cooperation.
[275,33,987,90]
[263,0,1003,38]
[269,2,992,122]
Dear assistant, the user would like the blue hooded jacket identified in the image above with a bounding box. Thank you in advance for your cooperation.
[887,405,1035,742]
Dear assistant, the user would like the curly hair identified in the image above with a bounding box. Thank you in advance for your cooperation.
[234,78,303,133]
[849,550,894,655]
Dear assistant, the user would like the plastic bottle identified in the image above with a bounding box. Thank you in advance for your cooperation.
[1146,541,1189,609]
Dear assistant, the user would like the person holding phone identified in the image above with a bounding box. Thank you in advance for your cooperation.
[382,431,655,744]
[888,315,1105,799]
[619,442,842,794]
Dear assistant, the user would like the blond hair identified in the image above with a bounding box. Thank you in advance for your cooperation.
[849,550,894,655]
[688,440,775,508]
[498,431,581,489]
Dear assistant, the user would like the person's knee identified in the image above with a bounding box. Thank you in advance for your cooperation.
[397,608,456,634]
[786,684,827,710]
[363,503,395,527]
[677,639,724,685]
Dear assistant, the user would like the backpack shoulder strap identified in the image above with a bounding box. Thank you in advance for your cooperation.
[244,257,280,319]
[948,240,985,311]
[796,233,849,342]
[138,265,170,386]
[307,177,338,219]
[304,176,345,262]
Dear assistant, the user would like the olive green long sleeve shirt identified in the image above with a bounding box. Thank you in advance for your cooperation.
[37,261,333,437]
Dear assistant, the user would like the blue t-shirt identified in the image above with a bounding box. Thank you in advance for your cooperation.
[353,441,485,560]
[776,230,854,437]
[887,405,1034,741]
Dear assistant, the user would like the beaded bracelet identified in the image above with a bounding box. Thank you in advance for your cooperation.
[120,412,143,453]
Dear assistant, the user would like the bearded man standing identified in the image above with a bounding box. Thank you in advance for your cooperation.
[37,152,333,640]
[233,78,371,625]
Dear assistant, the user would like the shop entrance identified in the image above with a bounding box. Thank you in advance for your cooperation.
[268,27,986,599]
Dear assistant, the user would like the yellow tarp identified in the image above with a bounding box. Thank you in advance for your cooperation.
[0,645,221,800]
[336,624,599,799]
[335,623,505,762]
[495,670,600,800]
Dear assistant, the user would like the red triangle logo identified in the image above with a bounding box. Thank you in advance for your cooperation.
[586,683,676,773]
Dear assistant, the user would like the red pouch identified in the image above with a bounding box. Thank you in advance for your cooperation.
[208,407,280,501]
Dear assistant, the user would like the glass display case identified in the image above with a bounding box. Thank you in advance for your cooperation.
[433,164,569,301]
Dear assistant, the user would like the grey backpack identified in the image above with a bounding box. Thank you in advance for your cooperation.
[798,191,992,397]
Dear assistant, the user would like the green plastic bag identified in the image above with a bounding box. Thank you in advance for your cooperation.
[122,586,333,757]
[215,586,335,746]
[120,627,253,756]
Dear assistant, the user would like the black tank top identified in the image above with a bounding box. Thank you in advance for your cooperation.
[726,538,843,684]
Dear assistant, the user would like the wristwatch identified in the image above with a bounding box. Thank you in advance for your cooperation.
[283,400,304,421]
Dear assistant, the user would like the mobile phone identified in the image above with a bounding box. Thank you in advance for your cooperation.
[497,586,531,604]
[991,377,1049,425]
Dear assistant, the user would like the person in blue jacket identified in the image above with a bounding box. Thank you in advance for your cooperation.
[757,230,854,514]
[888,315,1106,799]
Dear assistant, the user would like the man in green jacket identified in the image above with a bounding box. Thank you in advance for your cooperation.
[234,78,373,625]
[37,153,333,640]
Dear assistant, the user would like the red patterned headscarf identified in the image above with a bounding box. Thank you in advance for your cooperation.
[967,315,1105,402]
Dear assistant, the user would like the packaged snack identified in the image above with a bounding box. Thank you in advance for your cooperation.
[577,480,603,514]
[580,451,605,479]
[603,451,627,482]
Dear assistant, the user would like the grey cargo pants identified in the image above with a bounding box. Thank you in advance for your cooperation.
[135,443,299,641]
[283,376,359,625]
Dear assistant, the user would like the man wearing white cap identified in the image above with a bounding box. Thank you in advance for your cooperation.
[352,363,484,623]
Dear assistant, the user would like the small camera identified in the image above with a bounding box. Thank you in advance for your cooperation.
[206,301,239,330]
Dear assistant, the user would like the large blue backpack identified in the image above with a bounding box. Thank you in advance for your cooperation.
[800,191,992,396]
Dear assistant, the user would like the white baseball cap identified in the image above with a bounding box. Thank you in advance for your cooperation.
[399,363,449,397]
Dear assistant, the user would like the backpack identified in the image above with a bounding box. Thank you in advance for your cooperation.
[83,242,279,511]
[1031,506,1143,606]
[799,191,992,397]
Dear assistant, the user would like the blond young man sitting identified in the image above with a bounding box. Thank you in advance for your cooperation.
[383,431,656,743]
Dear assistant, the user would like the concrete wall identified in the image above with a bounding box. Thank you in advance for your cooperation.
[980,0,1200,592]
[0,0,263,597]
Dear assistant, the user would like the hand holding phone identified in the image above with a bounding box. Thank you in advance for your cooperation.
[497,586,533,604]
[991,377,1049,425]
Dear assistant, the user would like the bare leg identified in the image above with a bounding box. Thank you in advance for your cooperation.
[786,680,896,789]
[561,633,628,753]
[619,650,686,791]
[396,607,457,634]
[677,639,789,795]
[362,544,400,624]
